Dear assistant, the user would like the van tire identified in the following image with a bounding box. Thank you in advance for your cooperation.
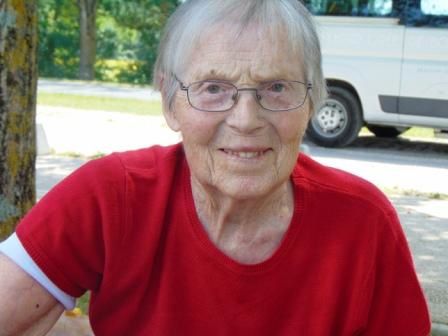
[366,125,409,138]
[307,87,362,147]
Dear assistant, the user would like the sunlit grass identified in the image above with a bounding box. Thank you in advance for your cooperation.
[37,93,440,142]
[360,126,435,139]
[402,127,434,138]
[37,92,163,116]
[76,292,90,315]
[381,186,448,200]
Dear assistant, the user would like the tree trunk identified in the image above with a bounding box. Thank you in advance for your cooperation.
[77,0,97,80]
[0,0,38,240]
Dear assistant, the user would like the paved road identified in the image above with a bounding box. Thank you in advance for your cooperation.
[304,136,448,195]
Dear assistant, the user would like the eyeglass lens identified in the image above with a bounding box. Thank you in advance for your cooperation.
[187,80,308,112]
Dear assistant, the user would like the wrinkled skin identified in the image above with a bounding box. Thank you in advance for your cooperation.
[162,25,312,263]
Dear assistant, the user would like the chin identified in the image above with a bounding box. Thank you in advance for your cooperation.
[215,175,284,201]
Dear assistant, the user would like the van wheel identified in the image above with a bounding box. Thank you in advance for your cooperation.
[366,125,409,138]
[307,87,362,147]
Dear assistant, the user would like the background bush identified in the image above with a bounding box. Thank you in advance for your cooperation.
[38,0,180,84]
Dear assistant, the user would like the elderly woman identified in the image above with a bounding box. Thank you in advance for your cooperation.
[0,0,430,335]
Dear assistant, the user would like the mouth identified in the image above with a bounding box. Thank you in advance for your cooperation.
[220,148,271,159]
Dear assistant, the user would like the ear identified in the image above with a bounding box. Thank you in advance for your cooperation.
[162,98,181,132]
[158,72,181,132]
[305,99,314,123]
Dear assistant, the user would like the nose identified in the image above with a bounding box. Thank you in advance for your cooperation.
[225,90,265,134]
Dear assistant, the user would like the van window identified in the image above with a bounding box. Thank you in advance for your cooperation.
[421,0,448,16]
[405,0,448,27]
[304,0,393,16]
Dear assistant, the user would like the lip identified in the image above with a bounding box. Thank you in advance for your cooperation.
[219,147,272,160]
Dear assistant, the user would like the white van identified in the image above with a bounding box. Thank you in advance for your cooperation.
[304,0,448,147]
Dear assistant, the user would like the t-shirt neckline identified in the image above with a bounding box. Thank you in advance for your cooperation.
[181,155,306,275]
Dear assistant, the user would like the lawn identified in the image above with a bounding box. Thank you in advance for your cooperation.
[360,126,435,139]
[41,93,442,199]
[37,92,163,116]
[38,92,436,140]
[77,292,90,314]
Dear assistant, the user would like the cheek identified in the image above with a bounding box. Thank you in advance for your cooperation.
[177,111,223,146]
[274,111,309,172]
[277,112,309,144]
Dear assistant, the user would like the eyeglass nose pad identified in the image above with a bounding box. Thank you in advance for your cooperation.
[255,93,262,101]
[231,92,238,101]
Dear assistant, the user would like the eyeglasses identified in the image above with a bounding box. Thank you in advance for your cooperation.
[176,77,312,112]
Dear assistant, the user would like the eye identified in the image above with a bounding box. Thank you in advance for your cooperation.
[267,82,287,93]
[205,83,223,94]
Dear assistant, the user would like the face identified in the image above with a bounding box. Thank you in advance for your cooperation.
[163,25,311,201]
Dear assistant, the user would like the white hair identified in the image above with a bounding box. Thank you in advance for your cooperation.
[153,0,327,112]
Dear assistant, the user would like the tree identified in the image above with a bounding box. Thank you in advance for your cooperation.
[103,0,180,83]
[0,0,38,240]
[77,0,97,80]
[37,0,181,83]
[38,0,79,79]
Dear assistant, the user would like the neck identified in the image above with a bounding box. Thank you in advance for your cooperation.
[191,176,294,264]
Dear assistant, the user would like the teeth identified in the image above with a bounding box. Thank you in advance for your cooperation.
[226,150,264,158]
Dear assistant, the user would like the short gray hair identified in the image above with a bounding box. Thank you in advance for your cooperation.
[153,0,327,112]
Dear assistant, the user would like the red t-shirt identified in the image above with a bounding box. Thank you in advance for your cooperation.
[17,144,430,335]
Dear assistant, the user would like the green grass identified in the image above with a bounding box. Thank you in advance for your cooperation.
[39,92,439,143]
[360,126,435,139]
[38,93,437,141]
[77,292,90,314]
[37,92,163,116]
[402,127,434,138]
[381,186,448,200]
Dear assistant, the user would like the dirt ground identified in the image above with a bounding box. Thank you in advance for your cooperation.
[47,313,93,336]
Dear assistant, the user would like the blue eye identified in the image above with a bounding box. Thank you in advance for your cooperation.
[270,83,285,92]
[206,84,222,94]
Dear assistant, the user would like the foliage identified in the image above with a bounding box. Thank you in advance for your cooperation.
[99,0,180,83]
[95,59,145,83]
[38,0,80,79]
[38,0,180,84]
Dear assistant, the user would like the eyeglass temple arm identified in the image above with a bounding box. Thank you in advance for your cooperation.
[173,74,188,91]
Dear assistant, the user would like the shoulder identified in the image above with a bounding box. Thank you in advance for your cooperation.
[23,144,185,216]
[293,153,393,215]
[111,143,183,175]
[108,144,185,190]
[73,143,184,183]
[112,143,183,169]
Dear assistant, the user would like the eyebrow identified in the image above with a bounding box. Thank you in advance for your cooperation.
[251,68,303,82]
[191,68,303,83]
[192,69,238,82]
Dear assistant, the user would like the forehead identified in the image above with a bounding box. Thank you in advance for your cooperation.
[184,24,304,82]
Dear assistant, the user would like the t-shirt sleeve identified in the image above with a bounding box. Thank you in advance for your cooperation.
[0,233,76,309]
[359,209,431,336]
[15,154,126,298]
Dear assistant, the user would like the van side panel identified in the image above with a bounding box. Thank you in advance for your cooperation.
[316,17,405,124]
[399,26,448,125]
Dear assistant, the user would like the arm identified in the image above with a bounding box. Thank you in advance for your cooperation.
[0,253,64,336]
[360,210,431,336]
